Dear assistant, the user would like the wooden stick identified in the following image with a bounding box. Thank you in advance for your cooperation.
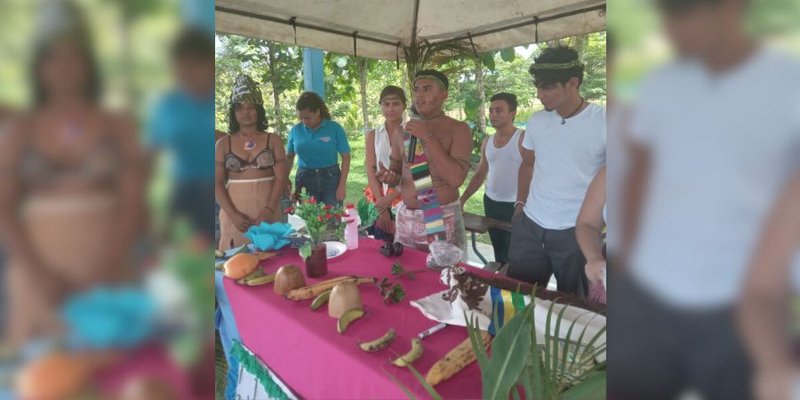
[284,276,377,301]
[460,270,606,315]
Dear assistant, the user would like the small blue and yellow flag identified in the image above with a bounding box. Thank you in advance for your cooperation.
[487,286,529,336]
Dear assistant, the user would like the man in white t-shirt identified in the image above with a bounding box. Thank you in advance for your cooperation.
[507,47,606,296]
[609,0,800,399]
[461,93,527,264]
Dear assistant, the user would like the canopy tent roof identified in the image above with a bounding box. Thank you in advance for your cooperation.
[215,0,606,61]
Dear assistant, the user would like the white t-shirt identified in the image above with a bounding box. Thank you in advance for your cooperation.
[628,47,800,308]
[522,103,606,229]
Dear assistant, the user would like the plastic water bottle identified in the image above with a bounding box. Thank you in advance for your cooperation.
[344,204,360,250]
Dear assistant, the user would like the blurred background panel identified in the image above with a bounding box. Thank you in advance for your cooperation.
[608,0,800,399]
[0,0,215,399]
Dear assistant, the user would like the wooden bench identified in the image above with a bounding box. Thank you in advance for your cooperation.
[462,212,512,265]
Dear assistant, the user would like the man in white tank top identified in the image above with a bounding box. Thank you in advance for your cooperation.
[461,93,527,264]
[507,47,606,296]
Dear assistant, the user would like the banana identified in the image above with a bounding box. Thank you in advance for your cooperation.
[237,269,275,286]
[358,328,396,352]
[310,290,332,310]
[242,273,276,286]
[215,260,225,270]
[337,308,365,334]
[392,338,423,367]
[230,244,248,255]
[215,249,225,258]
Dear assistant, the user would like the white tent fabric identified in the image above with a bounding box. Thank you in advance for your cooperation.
[215,0,606,60]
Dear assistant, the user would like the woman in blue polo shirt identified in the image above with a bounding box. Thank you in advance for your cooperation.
[286,92,351,206]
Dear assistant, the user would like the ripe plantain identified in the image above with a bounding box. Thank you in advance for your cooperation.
[310,290,332,310]
[337,308,365,334]
[358,328,396,352]
[425,331,492,386]
[392,338,423,367]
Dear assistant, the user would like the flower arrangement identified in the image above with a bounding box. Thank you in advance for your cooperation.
[286,189,346,259]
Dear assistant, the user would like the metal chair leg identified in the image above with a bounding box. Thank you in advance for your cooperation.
[471,231,487,265]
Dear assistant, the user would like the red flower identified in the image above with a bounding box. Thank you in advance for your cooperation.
[284,207,294,214]
[317,215,323,222]
[308,197,317,204]
[325,213,333,219]
[324,205,333,210]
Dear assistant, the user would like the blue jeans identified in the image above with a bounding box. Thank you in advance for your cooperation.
[296,165,341,206]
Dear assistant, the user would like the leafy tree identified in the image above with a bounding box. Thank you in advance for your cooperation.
[215,34,302,137]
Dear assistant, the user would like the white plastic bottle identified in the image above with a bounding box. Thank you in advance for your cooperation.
[344,204,360,250]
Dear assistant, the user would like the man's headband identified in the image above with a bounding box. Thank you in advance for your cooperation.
[414,74,448,90]
[528,59,584,72]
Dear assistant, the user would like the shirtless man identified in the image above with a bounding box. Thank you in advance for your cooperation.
[376,70,472,257]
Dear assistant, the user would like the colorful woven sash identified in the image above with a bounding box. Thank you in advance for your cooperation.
[404,131,446,241]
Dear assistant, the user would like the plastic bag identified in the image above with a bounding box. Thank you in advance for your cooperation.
[426,240,464,270]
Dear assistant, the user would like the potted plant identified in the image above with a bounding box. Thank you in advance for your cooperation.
[286,190,345,278]
[392,287,607,400]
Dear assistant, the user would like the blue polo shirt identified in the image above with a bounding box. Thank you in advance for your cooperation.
[146,88,215,182]
[286,119,351,169]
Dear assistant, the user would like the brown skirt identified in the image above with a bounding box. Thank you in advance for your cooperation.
[218,177,278,251]
[6,193,120,346]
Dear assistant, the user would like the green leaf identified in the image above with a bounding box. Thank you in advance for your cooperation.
[560,370,606,400]
[481,53,496,70]
[553,302,570,388]
[520,366,535,400]
[578,324,607,367]
[544,300,555,382]
[407,363,444,400]
[500,48,516,62]
[465,312,490,372]
[392,263,405,276]
[483,304,533,400]
[390,284,406,303]
[299,242,312,259]
[383,368,418,400]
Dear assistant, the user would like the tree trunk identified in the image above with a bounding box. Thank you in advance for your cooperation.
[474,58,486,135]
[267,45,283,136]
[358,57,370,132]
[401,67,410,102]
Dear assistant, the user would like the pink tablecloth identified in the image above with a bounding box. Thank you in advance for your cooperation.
[223,238,483,399]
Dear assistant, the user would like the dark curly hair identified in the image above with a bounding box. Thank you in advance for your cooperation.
[528,46,584,88]
[490,92,518,112]
[295,91,332,120]
[228,102,268,134]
